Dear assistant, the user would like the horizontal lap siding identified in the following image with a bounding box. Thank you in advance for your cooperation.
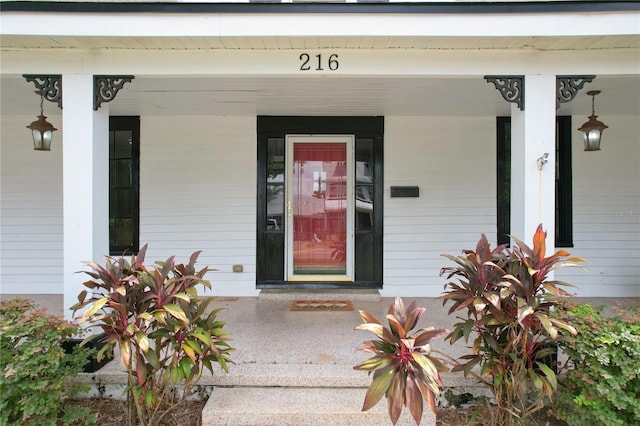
[0,115,64,294]
[1,113,637,299]
[555,115,640,297]
[382,116,496,297]
[139,116,258,296]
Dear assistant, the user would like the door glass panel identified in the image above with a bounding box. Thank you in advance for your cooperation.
[113,130,133,159]
[355,185,373,230]
[267,184,284,230]
[266,138,285,231]
[286,136,354,280]
[293,142,346,275]
[356,139,374,231]
[267,138,285,183]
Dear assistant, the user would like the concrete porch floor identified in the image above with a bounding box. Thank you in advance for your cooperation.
[216,291,466,367]
[92,291,471,385]
[81,291,636,376]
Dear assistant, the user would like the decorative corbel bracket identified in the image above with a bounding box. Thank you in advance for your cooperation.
[23,75,62,109]
[556,75,595,108]
[485,76,525,111]
[94,75,134,110]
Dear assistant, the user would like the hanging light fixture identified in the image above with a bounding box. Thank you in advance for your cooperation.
[26,90,57,151]
[578,90,608,151]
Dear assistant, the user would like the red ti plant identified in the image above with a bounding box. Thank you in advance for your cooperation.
[440,225,586,425]
[354,297,449,425]
[72,245,233,426]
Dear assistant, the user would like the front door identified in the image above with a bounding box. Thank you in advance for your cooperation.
[285,135,355,281]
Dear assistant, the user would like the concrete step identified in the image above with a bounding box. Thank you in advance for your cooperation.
[202,387,435,426]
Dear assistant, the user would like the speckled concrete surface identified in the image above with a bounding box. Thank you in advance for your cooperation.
[211,295,465,367]
[202,387,435,426]
[199,295,463,425]
[75,295,471,425]
[18,291,637,424]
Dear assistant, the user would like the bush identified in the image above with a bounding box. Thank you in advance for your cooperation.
[354,297,448,425]
[72,245,233,426]
[440,225,585,425]
[553,301,640,426]
[0,298,95,426]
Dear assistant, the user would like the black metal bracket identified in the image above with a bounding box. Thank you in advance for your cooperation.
[94,75,134,110]
[23,75,63,109]
[485,76,524,111]
[556,75,595,108]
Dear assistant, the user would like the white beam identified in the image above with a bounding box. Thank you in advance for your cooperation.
[510,74,556,249]
[2,48,639,77]
[62,74,109,321]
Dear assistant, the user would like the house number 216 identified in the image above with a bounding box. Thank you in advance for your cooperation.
[299,53,339,71]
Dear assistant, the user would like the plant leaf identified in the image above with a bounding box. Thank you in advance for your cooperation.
[182,343,197,362]
[120,339,131,368]
[163,304,188,323]
[414,327,449,347]
[354,355,392,372]
[536,362,558,390]
[549,318,578,336]
[532,224,547,260]
[359,310,382,325]
[405,374,424,425]
[387,370,405,425]
[135,331,150,353]
[83,297,109,318]
[362,364,394,412]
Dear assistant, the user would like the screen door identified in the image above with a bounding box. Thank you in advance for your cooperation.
[285,135,354,281]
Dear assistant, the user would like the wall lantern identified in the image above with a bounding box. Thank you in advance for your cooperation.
[577,90,608,151]
[26,90,57,151]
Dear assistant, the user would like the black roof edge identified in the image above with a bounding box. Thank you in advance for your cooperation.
[1,1,639,14]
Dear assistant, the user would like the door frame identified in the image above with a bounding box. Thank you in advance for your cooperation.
[256,116,384,290]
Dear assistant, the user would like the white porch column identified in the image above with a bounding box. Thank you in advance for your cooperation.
[510,74,557,249]
[62,74,110,321]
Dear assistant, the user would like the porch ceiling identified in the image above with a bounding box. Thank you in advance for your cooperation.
[2,74,638,117]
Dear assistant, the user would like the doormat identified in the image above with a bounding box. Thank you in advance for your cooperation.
[290,300,353,311]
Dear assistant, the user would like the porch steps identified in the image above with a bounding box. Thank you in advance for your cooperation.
[202,386,430,426]
[201,363,435,426]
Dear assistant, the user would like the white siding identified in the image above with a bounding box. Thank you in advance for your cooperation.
[382,116,497,297]
[0,114,64,294]
[139,116,258,296]
[1,113,638,298]
[555,115,640,297]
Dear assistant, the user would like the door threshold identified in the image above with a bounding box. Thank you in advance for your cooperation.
[258,289,381,302]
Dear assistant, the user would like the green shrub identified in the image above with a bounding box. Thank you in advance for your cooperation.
[553,301,640,426]
[0,298,95,426]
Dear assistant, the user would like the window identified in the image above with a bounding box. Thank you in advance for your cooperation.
[257,116,384,289]
[109,116,140,255]
[497,116,573,247]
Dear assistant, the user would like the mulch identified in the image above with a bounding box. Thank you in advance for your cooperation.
[67,398,205,426]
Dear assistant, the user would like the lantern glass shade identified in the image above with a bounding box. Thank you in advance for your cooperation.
[578,115,607,152]
[578,90,608,152]
[27,114,57,151]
